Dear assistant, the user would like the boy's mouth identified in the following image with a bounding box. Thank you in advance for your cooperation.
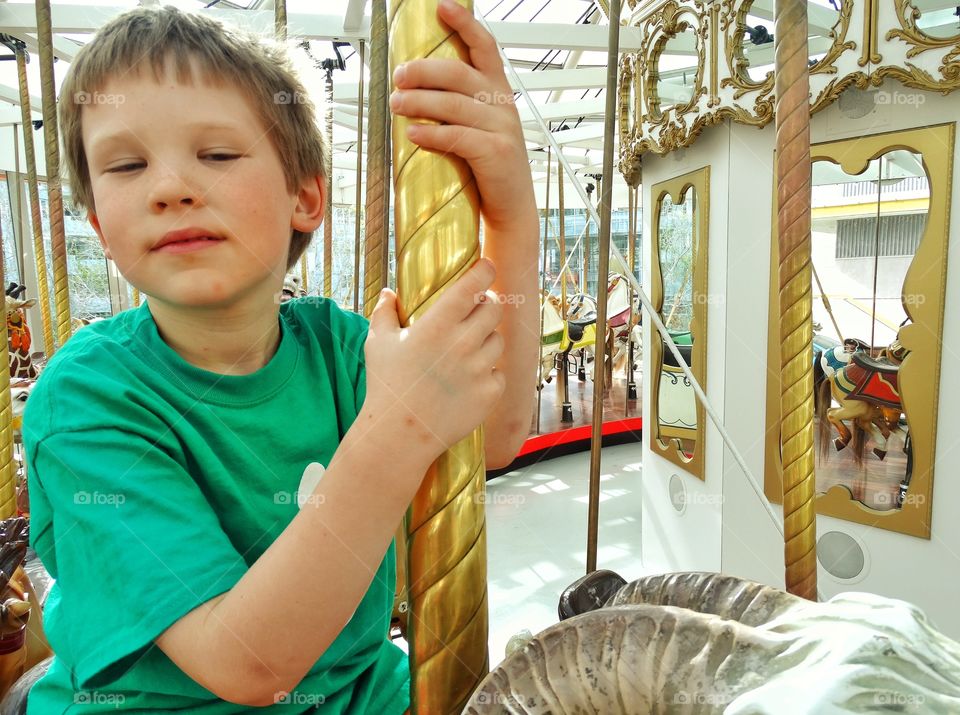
[153,228,225,254]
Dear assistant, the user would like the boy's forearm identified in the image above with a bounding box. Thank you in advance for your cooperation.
[193,412,432,703]
[482,211,541,468]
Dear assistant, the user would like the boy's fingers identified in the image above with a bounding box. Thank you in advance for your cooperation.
[369,289,400,332]
[436,0,503,75]
[393,58,490,98]
[433,259,496,324]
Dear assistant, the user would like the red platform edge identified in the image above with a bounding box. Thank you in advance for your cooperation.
[517,417,643,457]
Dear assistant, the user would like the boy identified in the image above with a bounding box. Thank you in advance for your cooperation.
[23,1,539,712]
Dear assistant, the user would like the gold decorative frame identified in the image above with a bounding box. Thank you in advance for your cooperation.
[637,1,708,135]
[650,166,710,481]
[764,124,954,539]
[721,0,856,98]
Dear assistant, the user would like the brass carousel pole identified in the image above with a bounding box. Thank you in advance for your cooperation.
[324,66,334,298]
[775,0,818,599]
[535,142,552,435]
[558,148,573,423]
[390,0,488,711]
[275,0,308,294]
[14,41,54,356]
[586,0,620,575]
[132,287,140,307]
[364,0,391,317]
[353,42,365,314]
[626,183,638,404]
[0,225,15,519]
[36,0,71,345]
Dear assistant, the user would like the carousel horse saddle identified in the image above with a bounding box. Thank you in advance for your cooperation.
[566,316,597,342]
[852,352,900,375]
[662,342,693,369]
[558,569,628,620]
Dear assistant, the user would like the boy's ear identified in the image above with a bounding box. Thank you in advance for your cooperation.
[88,212,113,261]
[291,174,325,233]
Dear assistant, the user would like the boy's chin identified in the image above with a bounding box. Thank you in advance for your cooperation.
[140,277,282,311]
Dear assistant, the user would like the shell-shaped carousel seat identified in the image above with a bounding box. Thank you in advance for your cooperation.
[465,572,960,714]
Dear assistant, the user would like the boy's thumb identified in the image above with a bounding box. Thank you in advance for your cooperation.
[370,288,399,330]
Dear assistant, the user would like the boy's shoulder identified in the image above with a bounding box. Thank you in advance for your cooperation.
[279,295,369,345]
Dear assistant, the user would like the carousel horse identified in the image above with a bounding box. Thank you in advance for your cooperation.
[816,338,907,464]
[279,273,306,303]
[538,291,597,387]
[4,286,37,381]
[0,518,51,701]
[467,571,960,713]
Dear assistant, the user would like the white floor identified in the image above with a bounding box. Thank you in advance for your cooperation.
[484,442,647,667]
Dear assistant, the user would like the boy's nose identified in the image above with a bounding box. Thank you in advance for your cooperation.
[149,167,202,210]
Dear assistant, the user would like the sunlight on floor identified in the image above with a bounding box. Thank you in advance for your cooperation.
[484,442,646,667]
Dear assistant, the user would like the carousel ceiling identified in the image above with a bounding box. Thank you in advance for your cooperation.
[0,0,649,195]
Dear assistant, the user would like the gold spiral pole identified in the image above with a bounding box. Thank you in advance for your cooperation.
[36,0,72,345]
[132,287,140,308]
[0,224,15,519]
[775,0,817,600]
[324,68,334,299]
[353,41,365,313]
[535,143,551,435]
[364,0,391,318]
[15,43,55,357]
[390,0,488,711]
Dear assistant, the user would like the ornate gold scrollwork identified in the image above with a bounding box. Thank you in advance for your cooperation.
[722,0,855,99]
[636,0,708,153]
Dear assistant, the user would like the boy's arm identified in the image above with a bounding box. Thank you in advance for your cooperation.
[156,262,505,707]
[481,216,540,468]
[156,411,431,706]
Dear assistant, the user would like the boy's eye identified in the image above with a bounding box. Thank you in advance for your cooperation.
[106,162,145,173]
[203,153,240,162]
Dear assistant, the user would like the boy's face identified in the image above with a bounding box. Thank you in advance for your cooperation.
[82,61,322,310]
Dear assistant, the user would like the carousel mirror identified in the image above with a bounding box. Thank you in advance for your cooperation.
[650,29,700,118]
[730,0,846,85]
[913,0,960,40]
[650,167,709,480]
[765,125,954,539]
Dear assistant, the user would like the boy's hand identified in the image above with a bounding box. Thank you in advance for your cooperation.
[389,0,535,233]
[360,259,506,465]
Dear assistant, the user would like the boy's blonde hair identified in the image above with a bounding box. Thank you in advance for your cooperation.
[59,5,328,271]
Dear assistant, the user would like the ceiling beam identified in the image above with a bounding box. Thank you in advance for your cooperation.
[343,0,368,33]
[0,5,642,51]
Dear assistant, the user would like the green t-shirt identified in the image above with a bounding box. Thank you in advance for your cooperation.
[23,299,409,714]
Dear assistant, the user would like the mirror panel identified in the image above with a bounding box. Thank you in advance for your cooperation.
[765,125,954,539]
[650,167,709,480]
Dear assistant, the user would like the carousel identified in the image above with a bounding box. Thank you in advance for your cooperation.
[0,0,957,712]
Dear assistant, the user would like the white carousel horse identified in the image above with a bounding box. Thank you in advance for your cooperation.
[468,571,960,713]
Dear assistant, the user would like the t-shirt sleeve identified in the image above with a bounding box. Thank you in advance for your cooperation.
[28,426,249,690]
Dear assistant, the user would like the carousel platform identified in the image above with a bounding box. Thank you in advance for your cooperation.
[487,373,642,479]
